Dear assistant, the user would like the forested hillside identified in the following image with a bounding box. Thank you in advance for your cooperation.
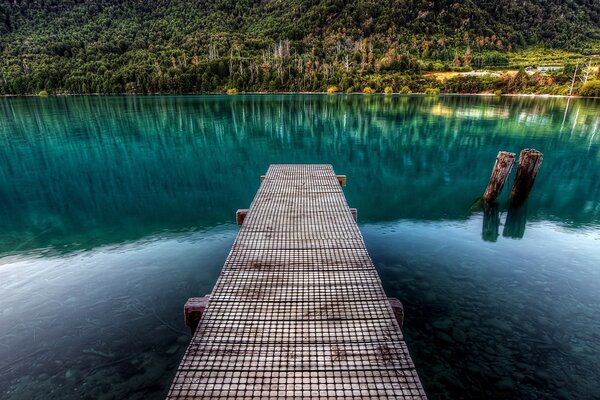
[1,0,599,94]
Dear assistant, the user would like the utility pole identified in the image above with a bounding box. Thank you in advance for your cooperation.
[569,61,579,96]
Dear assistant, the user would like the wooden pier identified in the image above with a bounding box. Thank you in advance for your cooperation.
[167,164,427,399]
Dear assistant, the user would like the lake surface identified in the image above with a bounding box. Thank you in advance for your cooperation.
[0,94,599,400]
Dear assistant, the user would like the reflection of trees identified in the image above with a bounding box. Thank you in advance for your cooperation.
[0,95,598,252]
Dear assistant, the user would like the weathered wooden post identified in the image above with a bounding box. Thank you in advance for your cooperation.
[236,209,249,225]
[350,208,357,221]
[483,151,516,203]
[184,295,210,335]
[510,149,543,205]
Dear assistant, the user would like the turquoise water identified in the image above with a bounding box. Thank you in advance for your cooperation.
[0,95,599,399]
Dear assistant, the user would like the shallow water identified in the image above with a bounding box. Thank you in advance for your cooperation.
[0,94,599,399]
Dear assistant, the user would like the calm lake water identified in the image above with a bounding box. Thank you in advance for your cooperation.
[0,94,599,400]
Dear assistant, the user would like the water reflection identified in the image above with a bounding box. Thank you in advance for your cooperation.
[482,203,501,242]
[479,201,529,241]
[503,203,528,239]
[1,95,599,254]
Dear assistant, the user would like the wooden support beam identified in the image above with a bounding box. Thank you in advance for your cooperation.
[337,175,347,187]
[510,149,543,206]
[388,298,404,328]
[184,296,210,335]
[483,151,516,203]
[236,209,249,225]
[350,208,357,221]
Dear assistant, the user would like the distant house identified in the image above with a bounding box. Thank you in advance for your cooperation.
[463,71,500,77]
[537,66,562,73]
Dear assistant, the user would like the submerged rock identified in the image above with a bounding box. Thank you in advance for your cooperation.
[165,345,180,355]
[432,318,453,331]
[435,332,454,343]
[484,318,512,332]
[452,327,467,344]
[495,377,515,391]
[176,335,190,345]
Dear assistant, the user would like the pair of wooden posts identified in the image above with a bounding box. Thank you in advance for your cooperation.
[483,149,544,205]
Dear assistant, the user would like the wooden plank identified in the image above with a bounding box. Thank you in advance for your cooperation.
[167,164,427,399]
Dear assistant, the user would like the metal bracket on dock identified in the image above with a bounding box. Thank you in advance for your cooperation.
[336,175,347,187]
[184,296,210,335]
[350,208,357,221]
[236,209,249,225]
[388,297,404,328]
[260,175,266,183]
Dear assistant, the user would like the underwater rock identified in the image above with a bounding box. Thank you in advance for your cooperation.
[165,345,180,355]
[534,369,551,382]
[424,292,438,302]
[435,332,454,343]
[484,318,511,332]
[432,319,453,332]
[176,335,189,345]
[495,377,515,391]
[452,327,467,344]
[65,370,74,380]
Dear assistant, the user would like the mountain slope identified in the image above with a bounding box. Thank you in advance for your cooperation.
[1,0,599,94]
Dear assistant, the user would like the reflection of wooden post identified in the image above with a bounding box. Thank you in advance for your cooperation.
[510,149,543,205]
[503,203,527,239]
[482,203,500,242]
[388,298,404,328]
[483,151,516,203]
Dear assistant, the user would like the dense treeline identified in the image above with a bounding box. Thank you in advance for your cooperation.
[0,0,599,95]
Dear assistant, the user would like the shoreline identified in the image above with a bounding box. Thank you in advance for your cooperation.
[2,92,597,99]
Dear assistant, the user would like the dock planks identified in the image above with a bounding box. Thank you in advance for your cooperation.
[167,164,427,399]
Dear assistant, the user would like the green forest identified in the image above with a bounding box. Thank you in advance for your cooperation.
[1,0,600,95]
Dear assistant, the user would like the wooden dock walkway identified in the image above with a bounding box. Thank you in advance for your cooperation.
[167,164,427,399]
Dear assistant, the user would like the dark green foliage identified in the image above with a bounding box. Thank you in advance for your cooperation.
[0,0,599,94]
[579,80,600,97]
[444,76,487,94]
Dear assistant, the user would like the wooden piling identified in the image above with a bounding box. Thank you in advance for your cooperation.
[184,296,210,335]
[510,149,543,205]
[236,209,249,225]
[483,151,516,203]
